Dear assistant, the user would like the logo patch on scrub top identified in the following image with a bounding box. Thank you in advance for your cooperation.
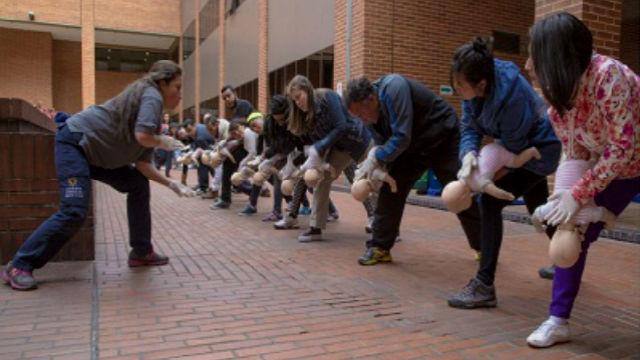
[64,177,84,198]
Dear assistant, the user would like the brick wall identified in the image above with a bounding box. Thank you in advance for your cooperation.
[53,40,82,113]
[0,0,80,25]
[0,99,94,263]
[0,0,179,35]
[334,0,534,113]
[535,0,622,58]
[95,0,180,35]
[95,71,143,105]
[619,0,639,73]
[0,28,53,108]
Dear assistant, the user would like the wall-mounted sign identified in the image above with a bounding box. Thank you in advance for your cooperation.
[439,85,454,96]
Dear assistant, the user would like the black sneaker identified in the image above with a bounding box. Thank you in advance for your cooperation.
[128,250,169,268]
[298,227,322,242]
[538,265,555,280]
[447,278,497,309]
[358,247,392,266]
[210,199,230,209]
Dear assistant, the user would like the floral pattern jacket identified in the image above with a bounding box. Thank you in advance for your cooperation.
[548,54,639,204]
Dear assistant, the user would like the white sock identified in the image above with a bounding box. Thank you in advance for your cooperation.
[549,315,568,325]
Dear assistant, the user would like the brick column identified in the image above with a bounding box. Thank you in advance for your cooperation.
[535,0,622,58]
[81,0,95,108]
[333,0,367,89]
[179,34,184,122]
[257,0,268,114]
[218,0,226,119]
[194,0,201,123]
[178,5,184,123]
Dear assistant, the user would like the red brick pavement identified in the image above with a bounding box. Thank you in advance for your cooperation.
[1,171,639,359]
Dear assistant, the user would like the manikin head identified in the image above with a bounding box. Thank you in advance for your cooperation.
[231,172,245,186]
[549,226,581,268]
[252,172,267,186]
[441,180,472,214]
[281,179,296,196]
[351,179,373,202]
[303,168,322,188]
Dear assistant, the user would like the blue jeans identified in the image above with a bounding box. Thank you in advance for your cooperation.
[12,125,152,271]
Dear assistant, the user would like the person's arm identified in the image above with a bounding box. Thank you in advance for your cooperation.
[497,91,535,156]
[135,132,163,148]
[134,87,183,150]
[313,91,349,155]
[458,101,482,160]
[136,160,170,186]
[571,63,637,205]
[374,76,414,165]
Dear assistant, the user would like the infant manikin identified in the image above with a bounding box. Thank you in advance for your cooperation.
[251,155,284,187]
[279,150,304,196]
[442,142,541,213]
[351,168,398,202]
[303,163,337,189]
[532,159,616,268]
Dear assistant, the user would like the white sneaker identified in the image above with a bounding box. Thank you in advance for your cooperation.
[274,215,299,230]
[527,319,570,348]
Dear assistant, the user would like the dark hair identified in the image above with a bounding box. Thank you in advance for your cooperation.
[110,60,182,141]
[229,118,248,132]
[202,115,219,126]
[451,37,495,96]
[344,77,375,107]
[529,12,593,116]
[221,84,234,94]
[181,118,195,128]
[269,95,290,116]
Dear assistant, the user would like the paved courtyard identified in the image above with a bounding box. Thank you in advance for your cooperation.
[1,172,639,359]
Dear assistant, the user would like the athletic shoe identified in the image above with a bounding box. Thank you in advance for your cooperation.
[238,205,257,216]
[128,250,169,268]
[358,247,392,266]
[526,319,570,348]
[1,262,37,291]
[274,215,299,229]
[447,278,497,309]
[298,227,322,242]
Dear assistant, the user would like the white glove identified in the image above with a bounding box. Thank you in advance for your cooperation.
[155,135,184,151]
[544,190,581,226]
[279,155,298,179]
[247,156,263,168]
[457,151,478,180]
[300,146,322,172]
[239,155,254,169]
[168,181,196,197]
[191,148,204,163]
[355,147,381,180]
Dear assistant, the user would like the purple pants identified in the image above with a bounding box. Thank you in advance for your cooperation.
[550,176,640,319]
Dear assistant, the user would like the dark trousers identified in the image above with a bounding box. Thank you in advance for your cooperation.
[249,175,291,213]
[475,168,555,285]
[220,147,251,203]
[367,129,482,252]
[154,149,173,177]
[12,125,152,271]
[197,163,215,192]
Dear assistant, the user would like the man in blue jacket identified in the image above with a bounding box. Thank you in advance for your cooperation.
[345,75,482,265]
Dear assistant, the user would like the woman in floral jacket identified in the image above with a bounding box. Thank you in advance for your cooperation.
[526,12,639,348]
